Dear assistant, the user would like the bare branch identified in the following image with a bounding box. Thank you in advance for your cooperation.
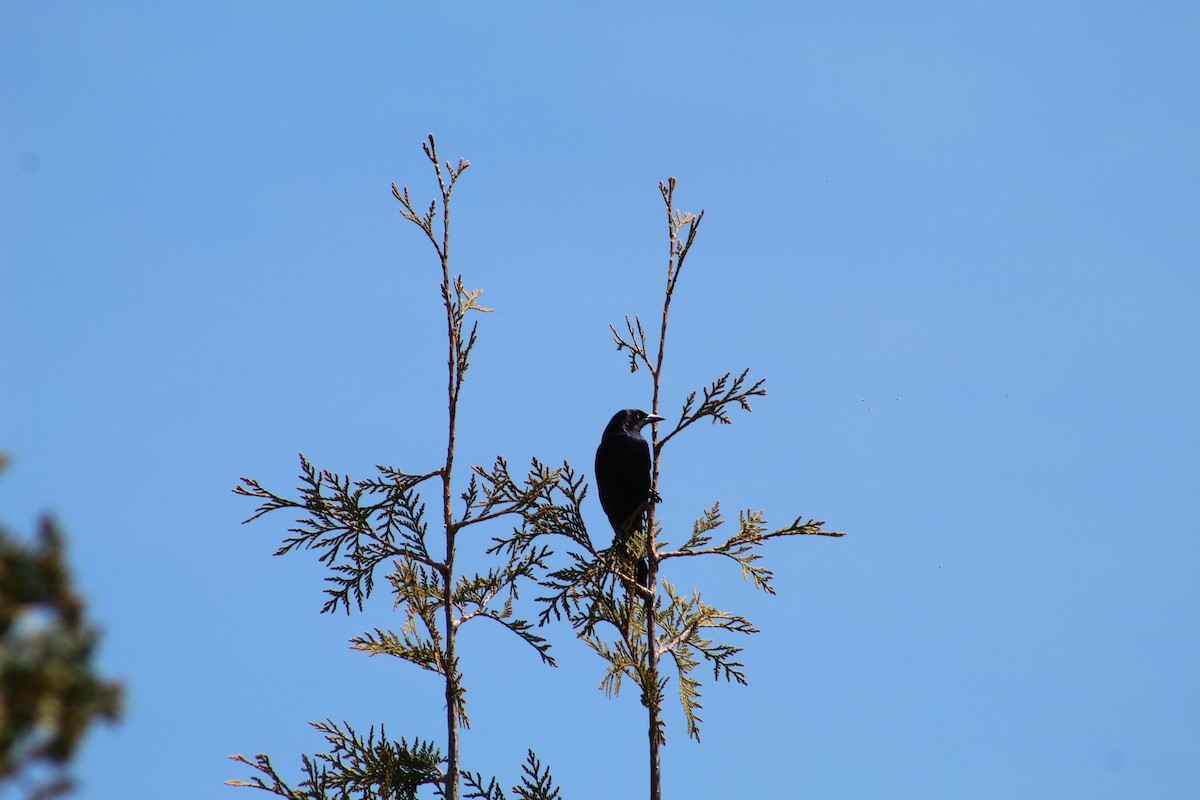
[610,314,652,374]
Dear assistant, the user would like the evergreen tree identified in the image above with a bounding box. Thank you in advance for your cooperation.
[498,178,845,800]
[229,136,563,800]
[0,455,123,800]
[229,138,843,800]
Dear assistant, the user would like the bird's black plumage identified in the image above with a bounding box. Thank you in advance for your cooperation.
[595,409,664,585]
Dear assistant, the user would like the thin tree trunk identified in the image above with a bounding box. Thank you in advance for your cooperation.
[644,178,678,800]
[645,565,661,800]
[441,186,461,800]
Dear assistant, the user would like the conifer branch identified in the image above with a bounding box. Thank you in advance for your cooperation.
[513,750,563,800]
[653,583,756,741]
[226,752,313,798]
[460,457,561,529]
[460,750,562,800]
[533,551,612,628]
[227,720,443,799]
[350,627,444,676]
[587,624,645,701]
[485,460,622,628]
[462,602,555,666]
[660,178,704,299]
[610,314,652,374]
[490,462,594,555]
[391,133,470,262]
[234,456,446,614]
[657,369,767,450]
[389,561,446,649]
[462,771,508,800]
[454,551,556,666]
[662,508,844,594]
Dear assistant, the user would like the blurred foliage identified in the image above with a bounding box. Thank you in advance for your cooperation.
[1,459,122,800]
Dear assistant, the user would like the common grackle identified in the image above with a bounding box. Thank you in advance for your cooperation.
[595,409,664,586]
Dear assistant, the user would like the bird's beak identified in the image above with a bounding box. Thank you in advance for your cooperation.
[645,414,666,426]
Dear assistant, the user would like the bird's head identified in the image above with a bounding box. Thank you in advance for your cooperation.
[611,409,666,433]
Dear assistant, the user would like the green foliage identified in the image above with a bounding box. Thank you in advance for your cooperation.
[0,467,122,800]
[230,137,844,800]
[655,581,756,742]
[657,369,766,449]
[235,456,442,616]
[663,505,840,595]
[227,720,443,799]
[230,136,564,800]
[496,177,845,783]
[461,750,562,800]
[499,483,841,743]
[233,451,558,731]
[465,458,560,530]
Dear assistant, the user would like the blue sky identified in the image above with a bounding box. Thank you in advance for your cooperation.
[2,3,1198,798]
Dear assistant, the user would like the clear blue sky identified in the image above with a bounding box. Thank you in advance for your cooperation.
[3,3,1198,798]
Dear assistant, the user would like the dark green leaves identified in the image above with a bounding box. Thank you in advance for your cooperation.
[227,720,443,800]
[664,505,845,595]
[461,750,562,800]
[463,457,561,530]
[657,369,768,450]
[234,455,442,615]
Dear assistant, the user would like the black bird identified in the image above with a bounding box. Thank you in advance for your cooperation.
[595,409,664,586]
